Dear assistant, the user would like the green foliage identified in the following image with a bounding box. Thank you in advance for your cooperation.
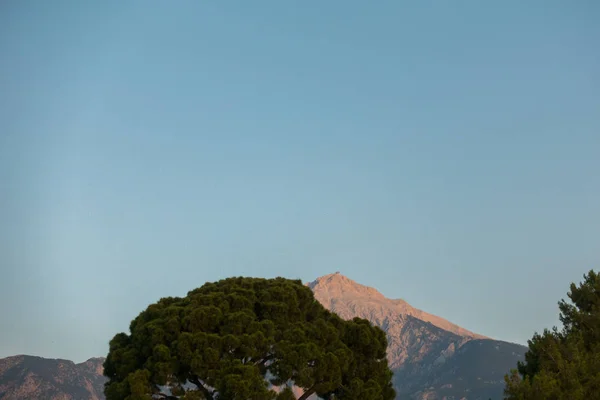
[104,277,395,400]
[504,270,600,400]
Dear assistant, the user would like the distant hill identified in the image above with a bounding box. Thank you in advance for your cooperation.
[0,355,106,400]
[0,273,527,399]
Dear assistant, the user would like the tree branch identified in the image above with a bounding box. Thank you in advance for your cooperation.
[152,384,179,400]
[253,354,275,367]
[189,376,214,400]
[298,383,318,400]
[254,354,276,375]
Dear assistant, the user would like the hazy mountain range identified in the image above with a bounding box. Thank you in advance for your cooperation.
[0,273,527,399]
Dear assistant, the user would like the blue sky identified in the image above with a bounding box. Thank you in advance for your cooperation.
[1,1,598,362]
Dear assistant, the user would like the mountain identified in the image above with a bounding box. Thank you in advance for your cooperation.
[0,273,526,399]
[0,355,106,400]
[308,272,527,399]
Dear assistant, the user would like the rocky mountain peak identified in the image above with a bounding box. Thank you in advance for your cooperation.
[307,272,385,300]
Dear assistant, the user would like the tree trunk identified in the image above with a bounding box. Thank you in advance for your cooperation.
[189,377,214,400]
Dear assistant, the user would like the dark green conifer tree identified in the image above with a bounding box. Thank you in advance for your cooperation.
[104,277,396,400]
[504,270,600,400]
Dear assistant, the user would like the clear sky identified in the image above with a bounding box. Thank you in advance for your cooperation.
[1,1,598,363]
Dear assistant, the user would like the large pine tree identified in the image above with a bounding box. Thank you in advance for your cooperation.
[504,270,600,400]
[103,276,396,400]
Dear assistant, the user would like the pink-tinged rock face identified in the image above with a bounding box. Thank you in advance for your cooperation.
[310,273,485,337]
[79,357,105,376]
[307,273,485,370]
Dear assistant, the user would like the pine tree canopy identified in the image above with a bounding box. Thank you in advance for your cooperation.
[103,276,396,400]
[504,270,600,400]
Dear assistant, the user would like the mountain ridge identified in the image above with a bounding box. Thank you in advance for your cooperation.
[0,355,106,400]
[308,272,488,339]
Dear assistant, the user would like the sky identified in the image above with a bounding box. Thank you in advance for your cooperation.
[0,0,599,363]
